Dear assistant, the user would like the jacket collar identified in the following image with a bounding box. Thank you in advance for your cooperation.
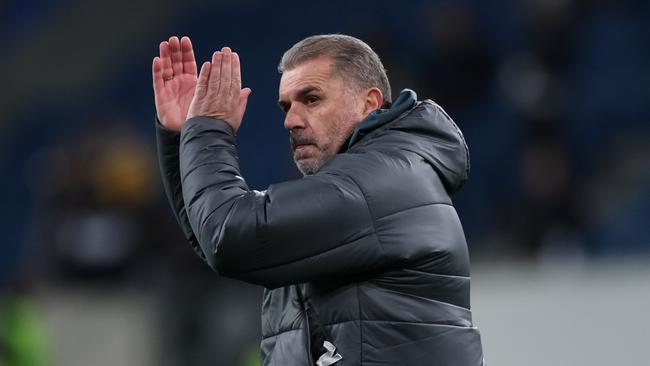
[342,89,417,151]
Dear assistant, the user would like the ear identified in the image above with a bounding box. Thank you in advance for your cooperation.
[362,87,383,116]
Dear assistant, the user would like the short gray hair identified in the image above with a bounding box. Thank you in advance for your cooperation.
[278,34,392,107]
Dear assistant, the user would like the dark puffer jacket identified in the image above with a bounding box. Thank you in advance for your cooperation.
[156,90,484,365]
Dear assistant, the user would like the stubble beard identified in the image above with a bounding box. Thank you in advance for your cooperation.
[292,110,360,176]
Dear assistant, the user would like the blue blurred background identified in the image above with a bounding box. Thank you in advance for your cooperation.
[1,0,649,365]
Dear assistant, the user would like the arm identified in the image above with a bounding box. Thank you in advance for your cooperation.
[179,117,384,288]
[155,121,203,259]
[152,36,206,259]
[152,37,253,265]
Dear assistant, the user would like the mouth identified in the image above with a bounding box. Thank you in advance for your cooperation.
[294,144,311,152]
[292,144,317,160]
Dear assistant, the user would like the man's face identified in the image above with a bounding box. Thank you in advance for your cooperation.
[278,57,364,175]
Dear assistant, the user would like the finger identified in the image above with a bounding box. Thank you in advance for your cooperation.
[169,36,182,76]
[232,52,242,93]
[152,57,164,93]
[220,47,232,96]
[159,41,173,80]
[180,36,197,76]
[238,87,252,119]
[207,51,222,96]
[195,61,211,98]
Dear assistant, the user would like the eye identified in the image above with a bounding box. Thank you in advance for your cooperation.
[306,95,319,105]
[278,102,290,114]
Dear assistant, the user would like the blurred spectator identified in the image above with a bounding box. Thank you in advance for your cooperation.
[512,124,585,260]
[23,119,159,282]
[415,0,495,116]
[522,0,576,75]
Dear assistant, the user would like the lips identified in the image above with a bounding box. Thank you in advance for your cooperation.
[290,133,316,155]
[291,138,314,150]
[294,144,311,152]
[293,144,316,159]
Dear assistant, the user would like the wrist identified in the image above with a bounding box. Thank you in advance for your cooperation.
[156,119,181,133]
[182,116,235,136]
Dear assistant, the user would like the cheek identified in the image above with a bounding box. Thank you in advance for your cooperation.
[309,109,335,145]
[310,101,358,151]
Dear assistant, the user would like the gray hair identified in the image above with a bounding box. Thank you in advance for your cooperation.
[278,34,392,107]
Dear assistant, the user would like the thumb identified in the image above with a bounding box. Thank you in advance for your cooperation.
[238,88,252,117]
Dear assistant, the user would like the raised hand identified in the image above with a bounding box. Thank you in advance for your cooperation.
[187,47,252,133]
[152,36,198,132]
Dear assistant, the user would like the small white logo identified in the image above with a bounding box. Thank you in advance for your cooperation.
[316,341,343,366]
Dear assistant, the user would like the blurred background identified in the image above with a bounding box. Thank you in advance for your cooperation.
[1,0,649,365]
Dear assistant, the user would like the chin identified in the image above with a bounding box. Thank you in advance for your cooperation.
[295,158,322,176]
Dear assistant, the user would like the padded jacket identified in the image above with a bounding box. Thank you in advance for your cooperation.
[156,90,484,365]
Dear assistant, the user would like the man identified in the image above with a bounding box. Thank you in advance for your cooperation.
[153,34,484,365]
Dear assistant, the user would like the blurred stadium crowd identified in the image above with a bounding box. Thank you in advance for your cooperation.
[0,0,648,365]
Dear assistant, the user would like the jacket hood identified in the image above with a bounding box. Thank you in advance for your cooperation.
[345,89,470,194]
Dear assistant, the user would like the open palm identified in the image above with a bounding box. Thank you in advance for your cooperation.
[153,36,198,132]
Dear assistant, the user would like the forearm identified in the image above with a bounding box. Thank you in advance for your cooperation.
[155,119,204,260]
[179,117,384,288]
[179,116,250,271]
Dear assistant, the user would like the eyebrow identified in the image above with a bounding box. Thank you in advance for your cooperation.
[278,85,323,112]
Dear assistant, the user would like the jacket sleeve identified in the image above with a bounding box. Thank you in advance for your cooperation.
[180,117,385,288]
[155,120,205,260]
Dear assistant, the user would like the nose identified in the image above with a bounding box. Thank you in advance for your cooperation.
[283,106,307,131]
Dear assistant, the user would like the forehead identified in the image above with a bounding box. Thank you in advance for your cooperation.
[278,57,336,99]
